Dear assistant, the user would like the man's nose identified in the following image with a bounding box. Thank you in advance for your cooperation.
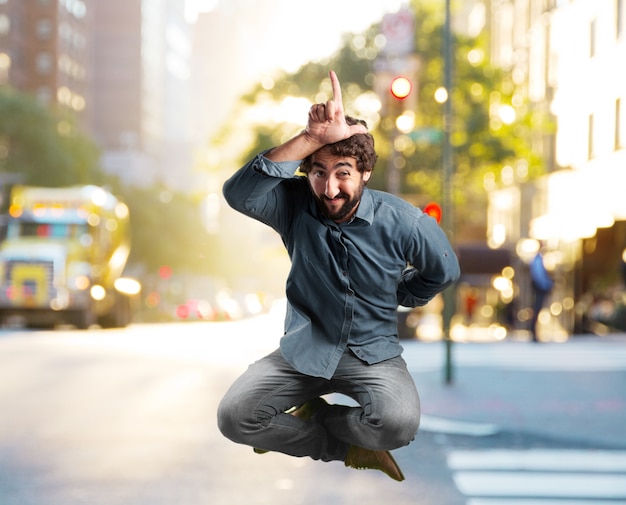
[325,177,340,198]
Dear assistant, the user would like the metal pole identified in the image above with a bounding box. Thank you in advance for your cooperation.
[442,0,456,385]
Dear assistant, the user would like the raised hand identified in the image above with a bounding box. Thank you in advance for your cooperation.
[304,71,368,145]
[264,71,368,162]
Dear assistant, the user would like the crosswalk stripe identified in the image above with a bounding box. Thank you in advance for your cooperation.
[467,500,618,505]
[448,449,626,472]
[420,415,500,436]
[453,472,626,498]
[448,449,626,503]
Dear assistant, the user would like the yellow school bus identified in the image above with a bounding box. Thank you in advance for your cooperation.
[0,185,140,328]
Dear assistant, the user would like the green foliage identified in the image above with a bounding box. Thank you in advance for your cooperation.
[0,87,102,186]
[0,87,217,278]
[402,0,550,229]
[113,184,218,277]
[213,1,552,233]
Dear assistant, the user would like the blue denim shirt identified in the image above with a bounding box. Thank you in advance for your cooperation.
[223,152,460,379]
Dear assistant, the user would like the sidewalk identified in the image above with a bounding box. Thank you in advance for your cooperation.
[403,335,626,448]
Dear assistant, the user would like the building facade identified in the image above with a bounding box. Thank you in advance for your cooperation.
[0,0,91,126]
[487,0,626,336]
[92,0,193,190]
[0,0,195,190]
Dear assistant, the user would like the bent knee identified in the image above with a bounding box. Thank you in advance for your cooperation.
[216,396,240,442]
[387,413,420,449]
[365,409,420,450]
[217,395,254,443]
[217,394,271,444]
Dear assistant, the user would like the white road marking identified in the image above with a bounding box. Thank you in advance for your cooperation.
[453,472,626,498]
[448,449,626,503]
[448,449,626,472]
[420,415,499,436]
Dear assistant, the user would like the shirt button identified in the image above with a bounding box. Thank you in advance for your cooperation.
[342,271,347,276]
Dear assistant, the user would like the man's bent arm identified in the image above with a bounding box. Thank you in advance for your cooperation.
[266,70,367,163]
[264,131,324,163]
[222,153,300,219]
[397,215,460,307]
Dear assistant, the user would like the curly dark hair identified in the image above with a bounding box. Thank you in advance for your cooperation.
[300,116,378,174]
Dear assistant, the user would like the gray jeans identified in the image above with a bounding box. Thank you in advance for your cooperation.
[217,348,420,462]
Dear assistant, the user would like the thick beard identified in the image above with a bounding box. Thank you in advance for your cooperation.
[312,180,366,222]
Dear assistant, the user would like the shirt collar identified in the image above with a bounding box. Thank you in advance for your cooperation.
[352,188,374,225]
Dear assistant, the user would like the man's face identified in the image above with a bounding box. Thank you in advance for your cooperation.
[307,148,371,223]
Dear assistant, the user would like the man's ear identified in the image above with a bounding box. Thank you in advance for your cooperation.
[363,170,372,182]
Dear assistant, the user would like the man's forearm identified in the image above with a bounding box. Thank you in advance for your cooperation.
[264,130,325,163]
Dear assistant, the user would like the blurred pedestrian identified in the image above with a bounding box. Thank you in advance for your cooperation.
[217,71,460,481]
[529,247,553,342]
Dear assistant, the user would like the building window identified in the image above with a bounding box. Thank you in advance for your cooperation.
[588,113,595,159]
[61,0,87,19]
[37,86,52,105]
[35,52,53,74]
[590,19,596,58]
[617,98,623,150]
[36,19,53,40]
[0,14,9,36]
[0,52,10,84]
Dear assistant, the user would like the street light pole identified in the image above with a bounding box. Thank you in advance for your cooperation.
[442,0,456,385]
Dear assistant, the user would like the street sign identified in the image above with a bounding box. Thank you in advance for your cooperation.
[381,7,415,56]
[409,127,443,144]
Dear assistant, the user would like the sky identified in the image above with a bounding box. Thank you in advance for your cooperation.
[185,0,407,74]
[185,0,410,141]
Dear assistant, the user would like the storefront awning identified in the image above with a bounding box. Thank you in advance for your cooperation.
[456,244,512,284]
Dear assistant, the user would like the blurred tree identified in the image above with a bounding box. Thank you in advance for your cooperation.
[0,87,102,186]
[213,0,552,236]
[0,87,218,280]
[406,1,550,231]
[113,184,218,277]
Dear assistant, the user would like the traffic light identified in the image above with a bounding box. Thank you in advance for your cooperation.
[423,202,442,223]
[390,76,412,100]
[158,265,172,279]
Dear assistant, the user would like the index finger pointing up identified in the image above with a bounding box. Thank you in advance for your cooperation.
[329,70,343,108]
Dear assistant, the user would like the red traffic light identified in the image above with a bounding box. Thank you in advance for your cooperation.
[159,265,172,279]
[390,76,412,99]
[423,202,442,223]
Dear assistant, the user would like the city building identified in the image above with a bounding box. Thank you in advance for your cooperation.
[0,0,92,127]
[487,0,626,336]
[92,0,194,190]
[0,0,195,191]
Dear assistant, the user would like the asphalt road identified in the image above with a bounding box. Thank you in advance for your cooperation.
[0,315,625,505]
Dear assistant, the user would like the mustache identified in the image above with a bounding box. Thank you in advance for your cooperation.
[321,193,349,201]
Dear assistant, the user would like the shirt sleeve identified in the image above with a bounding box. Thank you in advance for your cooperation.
[222,152,302,232]
[396,213,460,307]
